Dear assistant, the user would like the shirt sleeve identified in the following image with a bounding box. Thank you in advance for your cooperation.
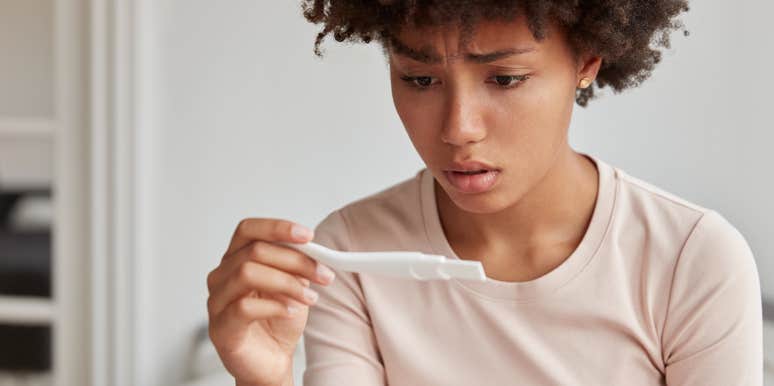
[302,208,386,386]
[662,210,764,385]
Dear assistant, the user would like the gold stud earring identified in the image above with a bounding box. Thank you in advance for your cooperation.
[578,77,592,89]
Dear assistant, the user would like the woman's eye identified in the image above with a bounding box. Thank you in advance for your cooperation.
[490,75,529,88]
[400,75,438,89]
[399,74,529,90]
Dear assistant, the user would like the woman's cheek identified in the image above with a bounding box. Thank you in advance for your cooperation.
[396,94,443,131]
[391,87,416,127]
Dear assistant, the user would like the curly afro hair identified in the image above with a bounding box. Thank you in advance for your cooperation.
[301,0,690,107]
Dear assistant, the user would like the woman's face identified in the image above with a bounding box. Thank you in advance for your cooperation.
[388,15,598,214]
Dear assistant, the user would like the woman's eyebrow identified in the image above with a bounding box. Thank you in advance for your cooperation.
[388,35,536,64]
[466,48,536,64]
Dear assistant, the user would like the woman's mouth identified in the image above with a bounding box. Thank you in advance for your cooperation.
[444,169,501,194]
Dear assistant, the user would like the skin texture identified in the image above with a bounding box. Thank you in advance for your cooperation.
[388,15,602,282]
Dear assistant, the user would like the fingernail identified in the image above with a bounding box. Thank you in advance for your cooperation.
[287,304,300,315]
[316,263,335,282]
[291,224,312,240]
[303,287,319,303]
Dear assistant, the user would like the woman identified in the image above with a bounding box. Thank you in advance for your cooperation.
[206,1,763,385]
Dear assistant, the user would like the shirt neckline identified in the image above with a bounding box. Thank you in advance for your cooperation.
[419,152,618,302]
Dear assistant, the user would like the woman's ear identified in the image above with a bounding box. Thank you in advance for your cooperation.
[577,55,602,84]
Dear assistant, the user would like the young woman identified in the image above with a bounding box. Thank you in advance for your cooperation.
[206,1,763,385]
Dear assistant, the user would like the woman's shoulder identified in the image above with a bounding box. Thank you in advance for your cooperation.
[343,168,424,212]
[313,169,426,251]
[613,166,707,215]
[610,164,755,275]
[606,165,710,241]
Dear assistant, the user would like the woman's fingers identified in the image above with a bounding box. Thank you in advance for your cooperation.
[207,261,319,317]
[207,240,334,293]
[209,296,294,352]
[270,292,309,315]
[206,217,321,385]
[229,296,292,323]
[222,218,314,258]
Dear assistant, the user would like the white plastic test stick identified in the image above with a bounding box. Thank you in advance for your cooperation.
[276,241,486,281]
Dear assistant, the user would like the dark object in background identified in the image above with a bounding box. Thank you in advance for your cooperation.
[0,191,51,297]
[0,230,50,297]
[0,190,52,372]
[0,192,22,228]
[0,325,51,371]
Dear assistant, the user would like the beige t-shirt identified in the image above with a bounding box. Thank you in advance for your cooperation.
[302,153,763,386]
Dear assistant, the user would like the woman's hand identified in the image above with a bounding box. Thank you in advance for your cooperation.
[206,218,336,386]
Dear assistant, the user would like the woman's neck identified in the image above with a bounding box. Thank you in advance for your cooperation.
[435,147,599,281]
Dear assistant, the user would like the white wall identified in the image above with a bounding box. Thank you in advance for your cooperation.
[0,1,54,190]
[0,0,53,117]
[145,1,773,385]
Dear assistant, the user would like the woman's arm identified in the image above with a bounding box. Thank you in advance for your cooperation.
[302,209,386,386]
[662,210,763,385]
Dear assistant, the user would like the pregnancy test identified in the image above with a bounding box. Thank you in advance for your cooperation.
[276,241,486,281]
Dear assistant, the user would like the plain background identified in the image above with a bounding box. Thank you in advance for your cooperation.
[147,1,772,385]
[2,0,771,385]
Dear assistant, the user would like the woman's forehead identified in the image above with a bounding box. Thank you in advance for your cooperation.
[388,17,559,64]
[389,16,554,60]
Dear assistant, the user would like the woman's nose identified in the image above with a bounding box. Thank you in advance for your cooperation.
[440,89,487,146]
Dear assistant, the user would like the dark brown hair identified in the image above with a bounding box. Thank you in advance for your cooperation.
[301,0,690,107]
